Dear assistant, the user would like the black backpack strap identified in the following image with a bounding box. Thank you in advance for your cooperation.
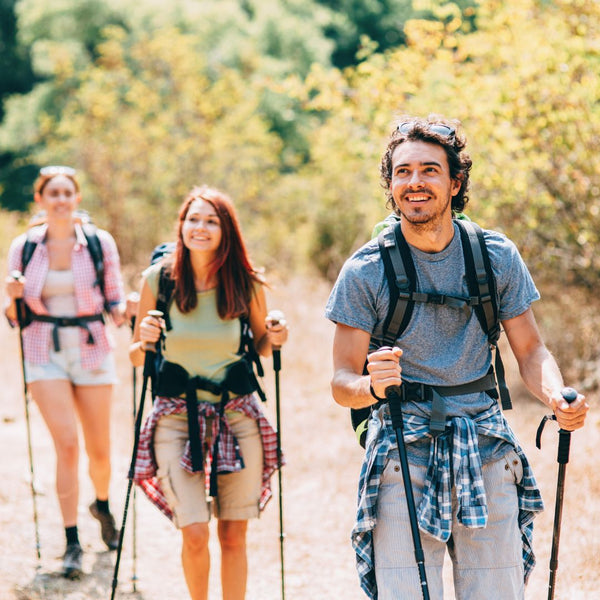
[21,237,37,272]
[456,220,499,341]
[156,265,176,331]
[18,231,39,327]
[456,219,511,410]
[352,223,418,447]
[238,316,267,402]
[81,224,109,313]
[378,222,417,346]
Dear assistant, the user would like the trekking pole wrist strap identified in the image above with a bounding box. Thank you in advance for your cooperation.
[370,383,387,402]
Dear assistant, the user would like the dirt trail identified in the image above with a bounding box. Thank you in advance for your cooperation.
[0,277,598,599]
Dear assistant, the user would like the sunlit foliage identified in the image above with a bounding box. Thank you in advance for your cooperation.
[1,0,599,290]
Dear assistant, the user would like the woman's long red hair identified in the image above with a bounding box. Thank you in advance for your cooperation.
[166,185,264,319]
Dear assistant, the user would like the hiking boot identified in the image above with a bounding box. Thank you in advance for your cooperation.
[63,543,83,579]
[89,502,120,550]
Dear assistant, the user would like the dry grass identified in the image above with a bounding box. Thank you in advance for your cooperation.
[0,274,598,599]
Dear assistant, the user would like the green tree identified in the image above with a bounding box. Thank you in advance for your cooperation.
[286,0,600,285]
[0,0,335,211]
[313,0,478,68]
[34,27,282,268]
[0,0,39,209]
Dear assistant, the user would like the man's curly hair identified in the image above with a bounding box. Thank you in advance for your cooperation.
[380,115,472,214]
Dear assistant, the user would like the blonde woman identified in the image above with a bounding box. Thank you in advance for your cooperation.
[5,166,127,578]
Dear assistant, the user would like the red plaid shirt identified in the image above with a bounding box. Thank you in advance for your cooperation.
[6,223,125,369]
[134,394,283,520]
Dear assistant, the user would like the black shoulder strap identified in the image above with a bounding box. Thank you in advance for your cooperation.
[238,316,267,402]
[21,225,45,272]
[16,233,37,328]
[455,219,511,410]
[378,222,417,346]
[351,222,418,447]
[156,264,176,331]
[455,220,499,343]
[81,224,109,312]
[22,239,36,272]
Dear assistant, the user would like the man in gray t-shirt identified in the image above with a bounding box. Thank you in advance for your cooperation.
[325,116,589,600]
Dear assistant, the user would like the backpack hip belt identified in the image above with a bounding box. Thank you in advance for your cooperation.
[154,357,259,498]
[29,313,105,352]
[156,361,233,493]
[391,372,498,435]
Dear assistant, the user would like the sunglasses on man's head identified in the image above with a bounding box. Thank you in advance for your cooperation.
[39,165,76,177]
[397,122,456,141]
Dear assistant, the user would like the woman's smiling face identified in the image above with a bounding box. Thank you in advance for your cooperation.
[181,199,222,255]
[35,174,81,220]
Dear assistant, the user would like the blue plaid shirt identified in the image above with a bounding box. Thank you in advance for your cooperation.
[352,403,544,599]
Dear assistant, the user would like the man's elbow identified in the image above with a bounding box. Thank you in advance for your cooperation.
[330,372,349,407]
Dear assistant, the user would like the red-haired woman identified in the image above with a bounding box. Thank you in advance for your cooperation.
[4,166,128,578]
[129,185,288,600]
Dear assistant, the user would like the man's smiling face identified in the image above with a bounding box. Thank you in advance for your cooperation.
[390,140,461,227]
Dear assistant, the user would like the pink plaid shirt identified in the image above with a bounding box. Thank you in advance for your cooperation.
[134,394,283,520]
[7,223,125,369]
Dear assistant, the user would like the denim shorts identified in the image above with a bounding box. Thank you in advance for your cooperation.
[153,411,264,528]
[25,345,118,386]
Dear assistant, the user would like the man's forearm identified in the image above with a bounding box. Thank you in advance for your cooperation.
[331,369,377,409]
[518,346,564,409]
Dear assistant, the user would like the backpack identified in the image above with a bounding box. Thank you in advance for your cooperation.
[21,219,109,316]
[351,217,511,447]
[148,242,267,402]
[147,242,267,483]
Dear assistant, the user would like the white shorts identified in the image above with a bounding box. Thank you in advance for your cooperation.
[25,345,118,386]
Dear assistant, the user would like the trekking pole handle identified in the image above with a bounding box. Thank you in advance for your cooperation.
[377,346,404,428]
[560,387,578,404]
[142,310,164,352]
[267,309,286,347]
[267,310,285,371]
[127,291,140,332]
[379,345,401,398]
[557,387,578,465]
[10,270,26,326]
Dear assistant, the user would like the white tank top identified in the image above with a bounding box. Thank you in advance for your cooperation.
[41,269,79,349]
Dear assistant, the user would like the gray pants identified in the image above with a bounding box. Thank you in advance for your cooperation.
[373,450,525,599]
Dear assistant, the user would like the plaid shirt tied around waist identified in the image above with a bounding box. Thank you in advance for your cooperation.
[134,393,282,520]
[352,403,544,600]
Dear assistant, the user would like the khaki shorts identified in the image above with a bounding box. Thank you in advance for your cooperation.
[153,411,263,528]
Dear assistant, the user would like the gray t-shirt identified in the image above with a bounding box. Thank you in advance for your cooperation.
[325,221,540,464]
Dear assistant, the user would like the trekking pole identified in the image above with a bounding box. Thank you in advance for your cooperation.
[535,387,579,600]
[129,308,139,593]
[381,348,430,600]
[11,270,42,562]
[268,310,286,600]
[110,310,163,600]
